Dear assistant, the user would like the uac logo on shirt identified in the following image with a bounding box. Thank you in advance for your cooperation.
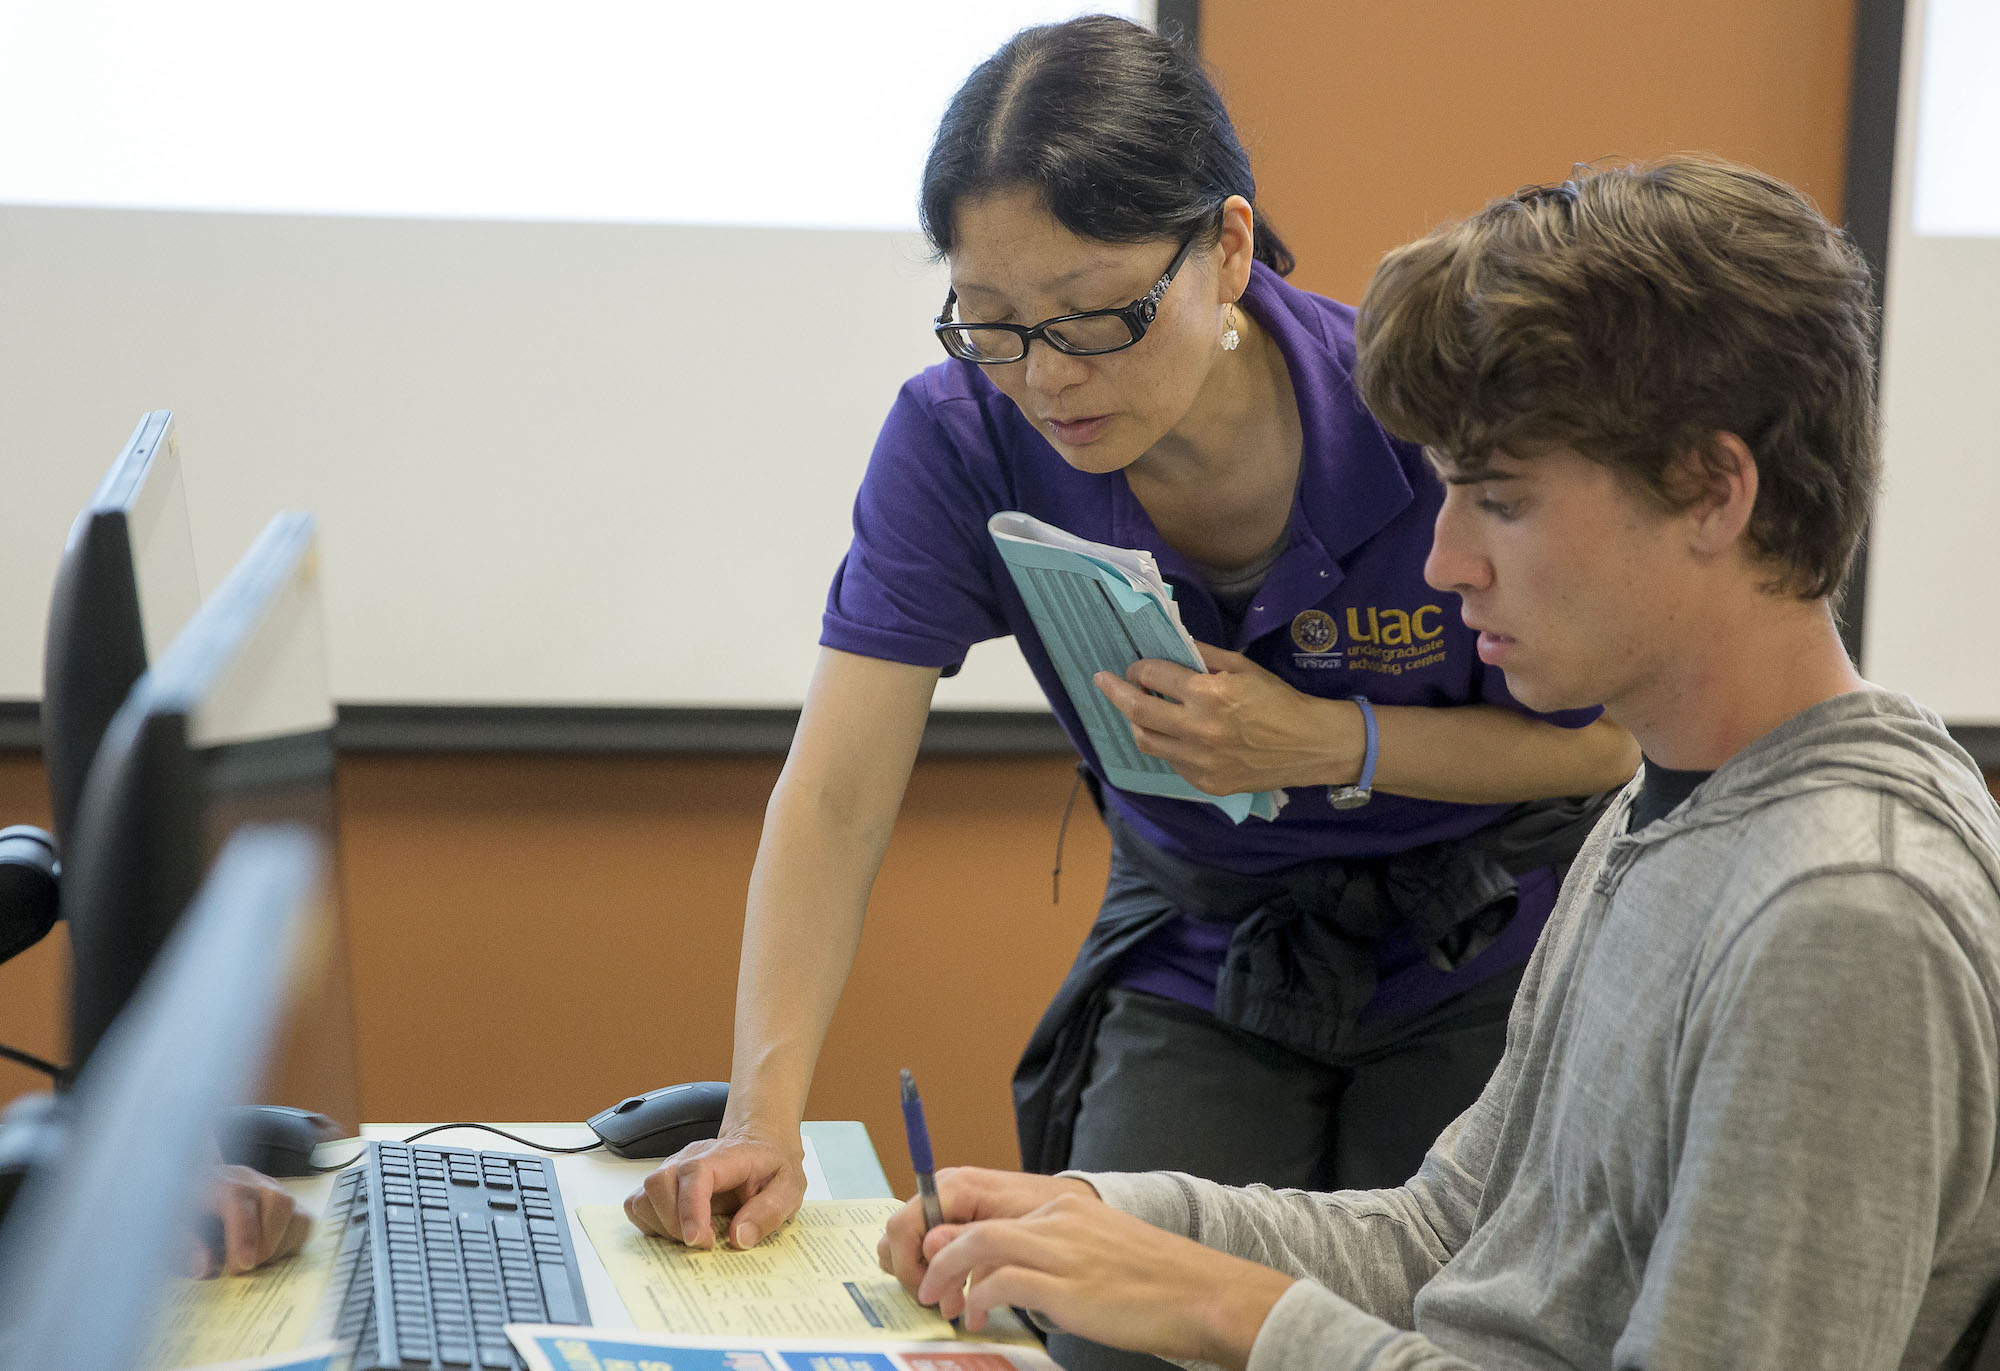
[1291,604,1451,675]
[1346,605,1445,645]
[1342,604,1450,677]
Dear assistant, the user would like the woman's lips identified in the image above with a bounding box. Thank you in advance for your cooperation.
[1047,414,1111,444]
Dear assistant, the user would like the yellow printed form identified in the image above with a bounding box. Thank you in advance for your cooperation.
[578,1201,957,1339]
[144,1221,336,1369]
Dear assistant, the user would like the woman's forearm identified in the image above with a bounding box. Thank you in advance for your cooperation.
[722,650,938,1142]
[724,783,891,1141]
[1363,705,1639,804]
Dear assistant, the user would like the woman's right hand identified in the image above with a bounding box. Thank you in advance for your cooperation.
[622,1128,807,1250]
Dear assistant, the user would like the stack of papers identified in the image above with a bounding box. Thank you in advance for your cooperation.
[989,512,1284,824]
[575,1201,981,1340]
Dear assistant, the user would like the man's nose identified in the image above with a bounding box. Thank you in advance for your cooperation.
[1426,496,1491,593]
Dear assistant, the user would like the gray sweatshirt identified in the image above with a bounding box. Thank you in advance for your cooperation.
[1080,690,2000,1370]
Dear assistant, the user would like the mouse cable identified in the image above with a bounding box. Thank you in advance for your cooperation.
[310,1122,606,1173]
[0,1041,62,1080]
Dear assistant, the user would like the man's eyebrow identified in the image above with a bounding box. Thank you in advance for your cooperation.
[1423,450,1522,486]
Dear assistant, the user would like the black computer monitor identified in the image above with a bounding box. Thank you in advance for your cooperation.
[40,410,203,849]
[59,511,361,1126]
[0,825,329,1371]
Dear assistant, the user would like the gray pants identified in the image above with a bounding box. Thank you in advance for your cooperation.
[1046,972,1523,1371]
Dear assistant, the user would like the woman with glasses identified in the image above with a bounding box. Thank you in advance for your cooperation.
[626,17,1637,1368]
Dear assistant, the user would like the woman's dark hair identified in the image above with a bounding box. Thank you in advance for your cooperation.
[919,15,1293,275]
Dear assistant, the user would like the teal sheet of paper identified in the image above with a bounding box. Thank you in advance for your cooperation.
[991,530,1282,824]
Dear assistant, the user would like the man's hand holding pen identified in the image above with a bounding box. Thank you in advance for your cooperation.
[875,1167,1098,1300]
[878,1165,1290,1367]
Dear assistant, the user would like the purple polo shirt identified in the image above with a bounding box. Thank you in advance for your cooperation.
[823,262,1598,1018]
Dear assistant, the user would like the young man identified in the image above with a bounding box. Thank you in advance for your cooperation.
[877,158,2000,1369]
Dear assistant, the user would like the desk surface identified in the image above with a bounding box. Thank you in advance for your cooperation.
[299,1121,893,1333]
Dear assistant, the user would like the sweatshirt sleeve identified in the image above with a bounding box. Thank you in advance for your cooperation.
[1065,887,1580,1338]
[1063,1014,1521,1369]
[1614,868,1998,1368]
[1073,1083,1496,1332]
[1068,1082,1511,1371]
[1058,885,1605,1370]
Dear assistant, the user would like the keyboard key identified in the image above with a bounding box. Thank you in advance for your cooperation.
[439,1342,474,1366]
[528,1217,560,1236]
[488,1197,518,1211]
[539,1267,579,1322]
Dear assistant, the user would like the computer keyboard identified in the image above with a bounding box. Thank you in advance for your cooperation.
[318,1140,591,1370]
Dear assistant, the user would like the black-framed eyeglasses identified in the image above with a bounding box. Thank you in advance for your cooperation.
[934,232,1201,365]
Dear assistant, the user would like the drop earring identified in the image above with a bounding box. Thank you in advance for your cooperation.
[1221,303,1241,351]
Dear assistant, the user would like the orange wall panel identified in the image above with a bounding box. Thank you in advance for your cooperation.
[1205,0,1858,305]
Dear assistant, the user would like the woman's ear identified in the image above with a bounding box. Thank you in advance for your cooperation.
[1683,432,1760,564]
[1216,194,1257,304]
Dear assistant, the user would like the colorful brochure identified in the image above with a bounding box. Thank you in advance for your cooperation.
[508,1328,1061,1371]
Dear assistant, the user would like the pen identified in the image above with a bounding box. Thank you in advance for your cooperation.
[901,1068,962,1329]
[900,1068,945,1233]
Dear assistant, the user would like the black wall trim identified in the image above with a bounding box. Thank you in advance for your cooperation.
[1156,0,1199,46]
[1953,728,2000,773]
[0,698,1074,758]
[1835,0,1908,666]
[335,704,1074,756]
[8,698,1998,768]
[0,700,37,752]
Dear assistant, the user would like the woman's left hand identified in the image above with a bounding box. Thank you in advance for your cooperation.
[1094,643,1362,795]
[913,1191,1294,1371]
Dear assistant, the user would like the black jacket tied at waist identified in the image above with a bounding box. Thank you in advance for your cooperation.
[1012,788,1614,1175]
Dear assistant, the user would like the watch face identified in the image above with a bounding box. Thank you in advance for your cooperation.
[1328,786,1371,810]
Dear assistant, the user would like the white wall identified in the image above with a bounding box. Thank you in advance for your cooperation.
[0,1,1153,711]
[1864,0,2000,725]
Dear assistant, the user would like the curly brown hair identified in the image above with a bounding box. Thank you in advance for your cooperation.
[1353,158,1879,600]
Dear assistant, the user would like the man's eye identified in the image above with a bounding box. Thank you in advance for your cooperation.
[1476,496,1518,519]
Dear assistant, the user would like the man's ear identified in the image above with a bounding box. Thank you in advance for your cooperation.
[1681,432,1759,565]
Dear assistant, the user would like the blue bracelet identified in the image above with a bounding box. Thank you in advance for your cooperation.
[1329,695,1378,809]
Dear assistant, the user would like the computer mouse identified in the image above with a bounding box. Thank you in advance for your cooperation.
[218,1104,341,1178]
[586,1081,729,1159]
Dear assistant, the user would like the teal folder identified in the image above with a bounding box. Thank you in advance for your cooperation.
[989,512,1283,825]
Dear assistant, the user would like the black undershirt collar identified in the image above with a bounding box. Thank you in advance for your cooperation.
[1628,757,1716,832]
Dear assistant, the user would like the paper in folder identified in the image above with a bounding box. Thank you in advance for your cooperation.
[989,511,1284,824]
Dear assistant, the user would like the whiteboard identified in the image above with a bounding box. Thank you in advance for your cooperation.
[0,0,1158,712]
[1863,0,2000,724]
[0,210,1040,710]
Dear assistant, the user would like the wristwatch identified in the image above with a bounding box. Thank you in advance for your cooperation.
[1328,696,1378,810]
